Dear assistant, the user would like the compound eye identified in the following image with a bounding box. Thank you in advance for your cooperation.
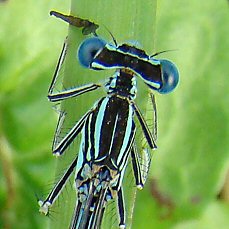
[78,37,107,68]
[157,59,179,94]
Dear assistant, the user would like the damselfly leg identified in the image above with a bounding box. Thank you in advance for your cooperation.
[47,39,101,103]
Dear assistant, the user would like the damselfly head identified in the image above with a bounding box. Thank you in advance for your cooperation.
[157,59,179,94]
[78,37,107,68]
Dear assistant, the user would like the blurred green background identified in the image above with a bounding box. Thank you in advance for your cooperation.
[0,0,229,229]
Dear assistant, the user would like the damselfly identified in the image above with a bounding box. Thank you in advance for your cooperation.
[38,12,179,229]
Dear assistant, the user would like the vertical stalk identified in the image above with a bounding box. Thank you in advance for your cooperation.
[49,1,157,228]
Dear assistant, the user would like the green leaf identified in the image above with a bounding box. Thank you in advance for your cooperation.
[49,0,157,228]
[134,0,229,228]
[173,202,229,229]
[0,1,69,228]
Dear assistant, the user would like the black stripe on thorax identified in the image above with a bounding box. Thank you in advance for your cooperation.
[89,95,135,171]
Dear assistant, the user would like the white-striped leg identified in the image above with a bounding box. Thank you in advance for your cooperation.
[48,39,68,95]
[47,39,101,103]
[48,83,101,102]
[150,93,157,141]
[53,109,92,156]
[117,188,126,229]
[129,94,156,188]
[38,157,77,215]
[130,101,157,149]
[130,144,144,190]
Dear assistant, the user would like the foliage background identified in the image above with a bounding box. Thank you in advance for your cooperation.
[0,0,229,229]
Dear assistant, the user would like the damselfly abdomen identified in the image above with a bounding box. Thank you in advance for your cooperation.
[70,71,137,228]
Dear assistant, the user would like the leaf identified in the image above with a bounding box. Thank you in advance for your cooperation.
[173,202,229,229]
[49,0,158,228]
[0,1,69,228]
[133,0,229,228]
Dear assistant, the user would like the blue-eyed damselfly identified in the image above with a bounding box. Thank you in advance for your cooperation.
[38,12,179,229]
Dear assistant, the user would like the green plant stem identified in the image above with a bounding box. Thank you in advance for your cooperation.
[49,1,157,228]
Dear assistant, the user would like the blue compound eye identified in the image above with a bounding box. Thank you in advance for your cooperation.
[78,37,107,68]
[157,59,179,94]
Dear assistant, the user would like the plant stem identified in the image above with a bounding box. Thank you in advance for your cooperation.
[49,1,157,228]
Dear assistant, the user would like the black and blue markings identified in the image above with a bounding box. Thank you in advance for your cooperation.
[78,37,179,94]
